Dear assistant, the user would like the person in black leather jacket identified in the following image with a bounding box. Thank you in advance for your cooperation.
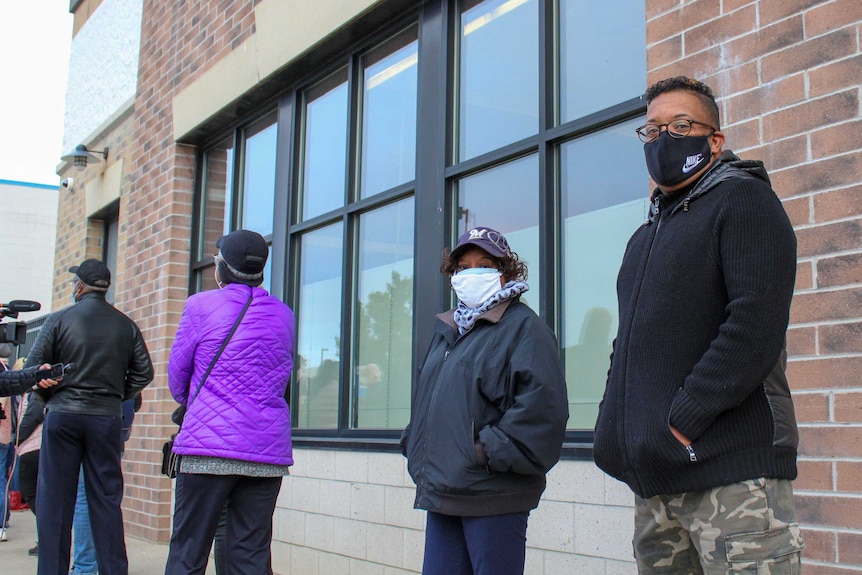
[401,227,568,575]
[25,258,153,575]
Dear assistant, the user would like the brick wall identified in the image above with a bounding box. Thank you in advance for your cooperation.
[54,112,135,312]
[647,1,862,573]
[108,0,258,541]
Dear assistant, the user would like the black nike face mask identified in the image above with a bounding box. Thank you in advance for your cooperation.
[644,131,712,187]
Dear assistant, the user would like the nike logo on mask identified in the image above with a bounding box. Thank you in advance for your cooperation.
[682,154,704,173]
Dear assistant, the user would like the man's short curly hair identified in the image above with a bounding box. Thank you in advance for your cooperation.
[440,248,528,282]
[645,76,720,130]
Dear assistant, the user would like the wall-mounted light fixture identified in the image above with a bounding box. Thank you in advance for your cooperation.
[61,144,109,171]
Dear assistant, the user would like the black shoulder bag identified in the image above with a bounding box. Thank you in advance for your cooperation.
[161,291,254,478]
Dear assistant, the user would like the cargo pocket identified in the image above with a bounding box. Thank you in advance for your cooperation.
[725,523,804,574]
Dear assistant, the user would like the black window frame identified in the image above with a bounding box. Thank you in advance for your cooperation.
[186,0,647,458]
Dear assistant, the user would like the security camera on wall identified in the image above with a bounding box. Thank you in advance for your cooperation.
[61,177,74,191]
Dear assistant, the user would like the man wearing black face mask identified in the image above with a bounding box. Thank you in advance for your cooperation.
[594,77,804,574]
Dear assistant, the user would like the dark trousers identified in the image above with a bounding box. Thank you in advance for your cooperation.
[18,450,39,516]
[164,472,282,575]
[36,411,126,575]
[422,510,530,575]
[214,503,229,575]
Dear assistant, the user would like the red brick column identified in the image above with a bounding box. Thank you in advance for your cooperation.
[647,1,862,572]
[116,0,257,542]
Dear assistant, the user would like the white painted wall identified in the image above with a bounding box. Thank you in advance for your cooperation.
[0,180,59,321]
[274,449,636,575]
[62,0,142,154]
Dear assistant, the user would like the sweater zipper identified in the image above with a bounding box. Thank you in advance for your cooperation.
[620,196,664,496]
[685,444,698,462]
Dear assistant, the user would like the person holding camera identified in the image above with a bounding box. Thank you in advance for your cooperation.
[0,359,59,543]
[26,258,154,575]
[0,363,59,398]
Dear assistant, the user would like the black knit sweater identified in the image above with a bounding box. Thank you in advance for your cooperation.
[593,151,799,498]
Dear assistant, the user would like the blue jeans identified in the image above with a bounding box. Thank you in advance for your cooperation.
[9,446,20,491]
[1,442,14,526]
[71,466,98,575]
[422,511,530,575]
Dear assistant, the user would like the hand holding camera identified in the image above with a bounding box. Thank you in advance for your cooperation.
[31,362,75,389]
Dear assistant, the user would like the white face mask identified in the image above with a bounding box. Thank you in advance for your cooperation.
[451,268,503,309]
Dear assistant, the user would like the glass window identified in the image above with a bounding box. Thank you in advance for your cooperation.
[360,29,418,199]
[456,154,540,311]
[559,0,646,123]
[352,198,415,429]
[199,267,220,292]
[301,71,349,221]
[190,3,650,442]
[262,246,273,294]
[296,223,344,428]
[241,114,278,236]
[200,136,234,260]
[103,214,118,304]
[560,117,650,429]
[458,0,539,161]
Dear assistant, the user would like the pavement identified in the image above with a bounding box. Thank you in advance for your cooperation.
[0,507,215,575]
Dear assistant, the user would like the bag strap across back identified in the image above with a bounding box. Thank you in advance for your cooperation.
[187,289,254,408]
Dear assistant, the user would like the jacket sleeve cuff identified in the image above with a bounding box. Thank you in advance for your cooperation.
[669,389,712,440]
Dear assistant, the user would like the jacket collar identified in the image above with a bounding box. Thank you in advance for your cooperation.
[648,150,770,223]
[77,291,107,302]
[437,298,515,335]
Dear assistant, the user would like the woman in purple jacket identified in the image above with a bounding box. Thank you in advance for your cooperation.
[164,229,295,575]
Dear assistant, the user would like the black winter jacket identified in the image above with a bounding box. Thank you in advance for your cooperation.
[593,151,799,498]
[26,292,154,416]
[402,299,568,516]
[0,365,58,397]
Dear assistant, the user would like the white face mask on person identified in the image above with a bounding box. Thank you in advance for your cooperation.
[451,268,503,309]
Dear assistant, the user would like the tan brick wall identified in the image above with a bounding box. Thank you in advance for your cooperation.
[112,0,258,543]
[648,1,862,573]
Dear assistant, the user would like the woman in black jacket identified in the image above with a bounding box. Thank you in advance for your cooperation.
[401,227,568,575]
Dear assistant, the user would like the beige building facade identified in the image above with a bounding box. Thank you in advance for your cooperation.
[54,0,862,573]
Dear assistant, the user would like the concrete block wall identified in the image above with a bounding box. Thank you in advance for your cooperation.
[274,451,637,574]
[63,0,142,157]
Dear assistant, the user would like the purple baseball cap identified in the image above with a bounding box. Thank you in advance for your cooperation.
[450,227,512,260]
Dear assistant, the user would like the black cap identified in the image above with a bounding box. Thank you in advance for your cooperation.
[69,259,111,288]
[216,230,268,276]
[450,227,512,260]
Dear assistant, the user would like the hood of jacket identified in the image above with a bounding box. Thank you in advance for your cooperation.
[648,150,770,223]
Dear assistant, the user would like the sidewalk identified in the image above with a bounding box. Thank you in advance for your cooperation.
[0,508,215,574]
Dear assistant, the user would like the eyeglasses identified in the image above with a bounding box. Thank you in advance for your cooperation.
[67,279,79,287]
[212,254,222,265]
[635,119,717,143]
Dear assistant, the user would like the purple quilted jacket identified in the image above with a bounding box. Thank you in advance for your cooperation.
[169,283,295,465]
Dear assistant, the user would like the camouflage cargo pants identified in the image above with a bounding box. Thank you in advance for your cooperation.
[634,478,805,574]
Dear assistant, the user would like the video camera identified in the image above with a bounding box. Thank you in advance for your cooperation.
[0,300,41,346]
